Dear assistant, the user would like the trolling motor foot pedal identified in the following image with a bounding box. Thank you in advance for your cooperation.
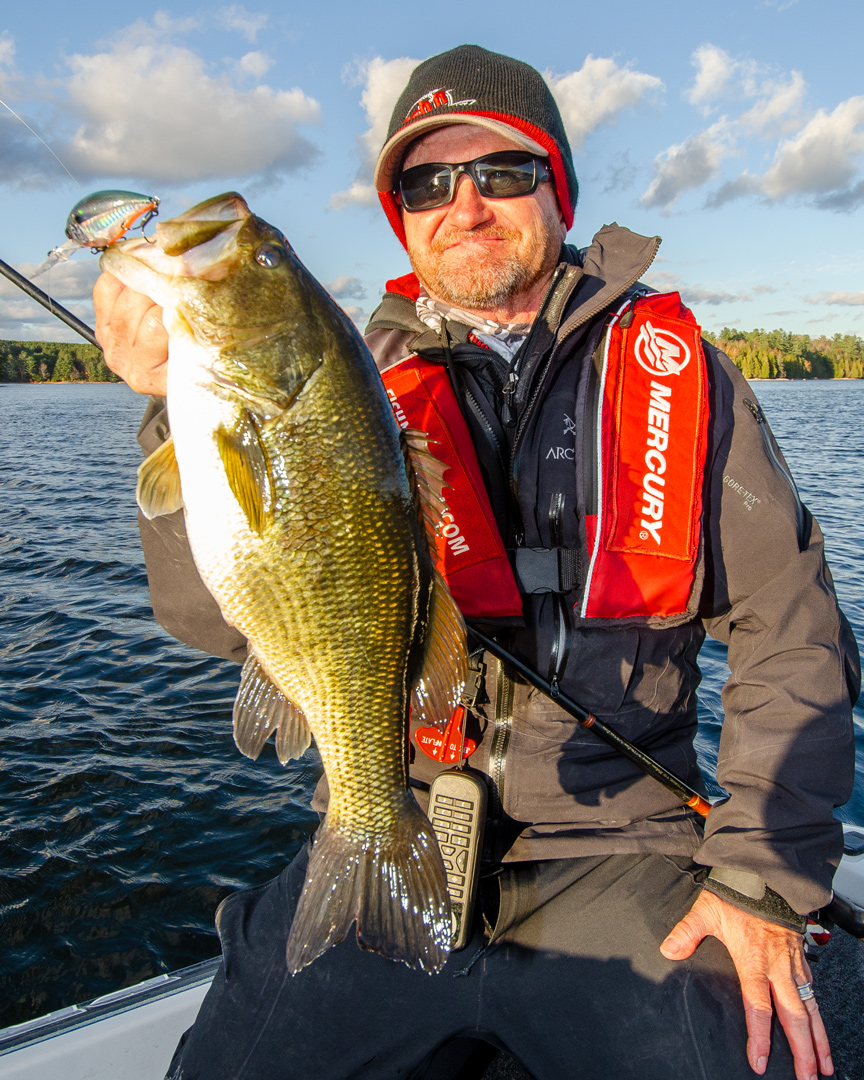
[428,768,487,951]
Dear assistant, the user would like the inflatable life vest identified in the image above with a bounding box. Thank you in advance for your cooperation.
[380,292,709,624]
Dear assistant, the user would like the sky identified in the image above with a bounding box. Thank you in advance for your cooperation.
[0,0,863,343]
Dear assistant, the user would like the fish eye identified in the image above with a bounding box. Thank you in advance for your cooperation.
[255,242,287,269]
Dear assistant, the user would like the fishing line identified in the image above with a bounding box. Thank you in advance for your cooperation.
[0,95,80,187]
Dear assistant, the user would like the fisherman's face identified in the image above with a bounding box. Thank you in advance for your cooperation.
[400,125,566,316]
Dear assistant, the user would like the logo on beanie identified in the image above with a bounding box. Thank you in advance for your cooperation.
[405,88,477,122]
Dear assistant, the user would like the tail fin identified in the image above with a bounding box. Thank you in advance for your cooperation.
[285,794,451,975]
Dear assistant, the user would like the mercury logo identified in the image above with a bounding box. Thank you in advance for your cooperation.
[634,321,691,377]
[386,388,409,430]
[638,380,672,545]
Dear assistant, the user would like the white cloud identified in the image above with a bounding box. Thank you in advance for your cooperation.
[216,5,268,43]
[331,55,419,210]
[711,96,864,208]
[330,178,378,211]
[0,30,15,75]
[58,26,320,184]
[323,275,366,300]
[640,120,734,209]
[806,292,864,306]
[545,56,663,152]
[757,97,864,198]
[685,45,806,141]
[679,286,744,306]
[238,51,272,79]
[686,45,740,109]
[738,72,806,137]
[0,258,100,302]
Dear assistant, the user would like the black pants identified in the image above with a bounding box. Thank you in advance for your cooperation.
[166,847,796,1079]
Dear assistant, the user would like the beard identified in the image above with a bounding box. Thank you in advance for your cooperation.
[407,218,557,311]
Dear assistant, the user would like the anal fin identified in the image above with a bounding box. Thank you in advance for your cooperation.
[233,650,312,764]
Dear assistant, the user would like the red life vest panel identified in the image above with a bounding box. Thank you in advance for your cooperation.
[381,357,524,620]
[378,291,708,624]
[580,292,709,620]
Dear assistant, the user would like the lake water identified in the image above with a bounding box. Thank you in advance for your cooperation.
[1,380,862,1027]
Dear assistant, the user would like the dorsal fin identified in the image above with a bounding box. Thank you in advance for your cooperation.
[401,428,450,550]
[401,428,467,730]
[137,436,183,519]
[233,650,312,764]
[411,567,468,732]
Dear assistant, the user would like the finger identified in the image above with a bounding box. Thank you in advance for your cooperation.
[659,908,709,960]
[94,279,168,394]
[93,270,124,311]
[803,996,833,1076]
[739,974,774,1075]
[771,980,824,1080]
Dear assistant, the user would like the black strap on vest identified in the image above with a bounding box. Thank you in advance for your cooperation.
[510,546,581,594]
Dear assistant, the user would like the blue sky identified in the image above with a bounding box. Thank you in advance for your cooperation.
[1,0,862,342]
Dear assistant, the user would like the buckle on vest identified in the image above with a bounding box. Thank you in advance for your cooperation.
[511,547,581,595]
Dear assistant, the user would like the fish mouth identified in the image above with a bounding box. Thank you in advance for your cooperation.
[101,192,252,294]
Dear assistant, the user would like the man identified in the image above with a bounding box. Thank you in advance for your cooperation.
[95,45,857,1080]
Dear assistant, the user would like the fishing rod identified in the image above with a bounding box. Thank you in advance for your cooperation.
[466,623,864,939]
[468,624,712,815]
[0,256,100,348]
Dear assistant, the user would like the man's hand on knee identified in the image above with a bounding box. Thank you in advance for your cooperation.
[660,890,831,1080]
[94,271,168,396]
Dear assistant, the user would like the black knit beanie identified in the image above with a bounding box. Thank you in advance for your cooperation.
[374,45,578,247]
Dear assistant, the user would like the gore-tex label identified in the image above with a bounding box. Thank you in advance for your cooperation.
[604,307,706,561]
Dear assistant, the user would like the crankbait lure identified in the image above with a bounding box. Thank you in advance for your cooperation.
[31,190,160,278]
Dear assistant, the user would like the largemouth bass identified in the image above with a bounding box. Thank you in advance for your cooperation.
[101,193,467,974]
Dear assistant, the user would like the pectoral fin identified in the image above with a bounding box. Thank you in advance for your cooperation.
[233,650,312,764]
[137,437,183,519]
[216,413,272,536]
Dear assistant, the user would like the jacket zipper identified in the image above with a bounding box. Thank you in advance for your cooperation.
[488,658,515,836]
[547,493,571,694]
[743,398,806,543]
[509,248,661,523]
[501,265,568,427]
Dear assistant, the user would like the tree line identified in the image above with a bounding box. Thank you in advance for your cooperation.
[2,328,864,383]
[703,328,864,380]
[0,339,119,382]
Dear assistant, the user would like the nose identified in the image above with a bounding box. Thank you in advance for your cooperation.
[445,173,494,230]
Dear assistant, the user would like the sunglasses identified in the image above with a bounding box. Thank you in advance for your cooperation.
[397,151,552,213]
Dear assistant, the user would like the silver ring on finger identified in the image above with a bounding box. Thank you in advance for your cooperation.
[796,981,816,1002]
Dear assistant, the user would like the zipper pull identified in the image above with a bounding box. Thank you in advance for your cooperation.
[502,370,519,425]
[743,398,765,424]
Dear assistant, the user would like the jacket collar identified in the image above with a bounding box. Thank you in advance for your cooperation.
[365,223,661,352]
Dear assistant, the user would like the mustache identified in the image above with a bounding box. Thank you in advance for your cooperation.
[430,226,521,254]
